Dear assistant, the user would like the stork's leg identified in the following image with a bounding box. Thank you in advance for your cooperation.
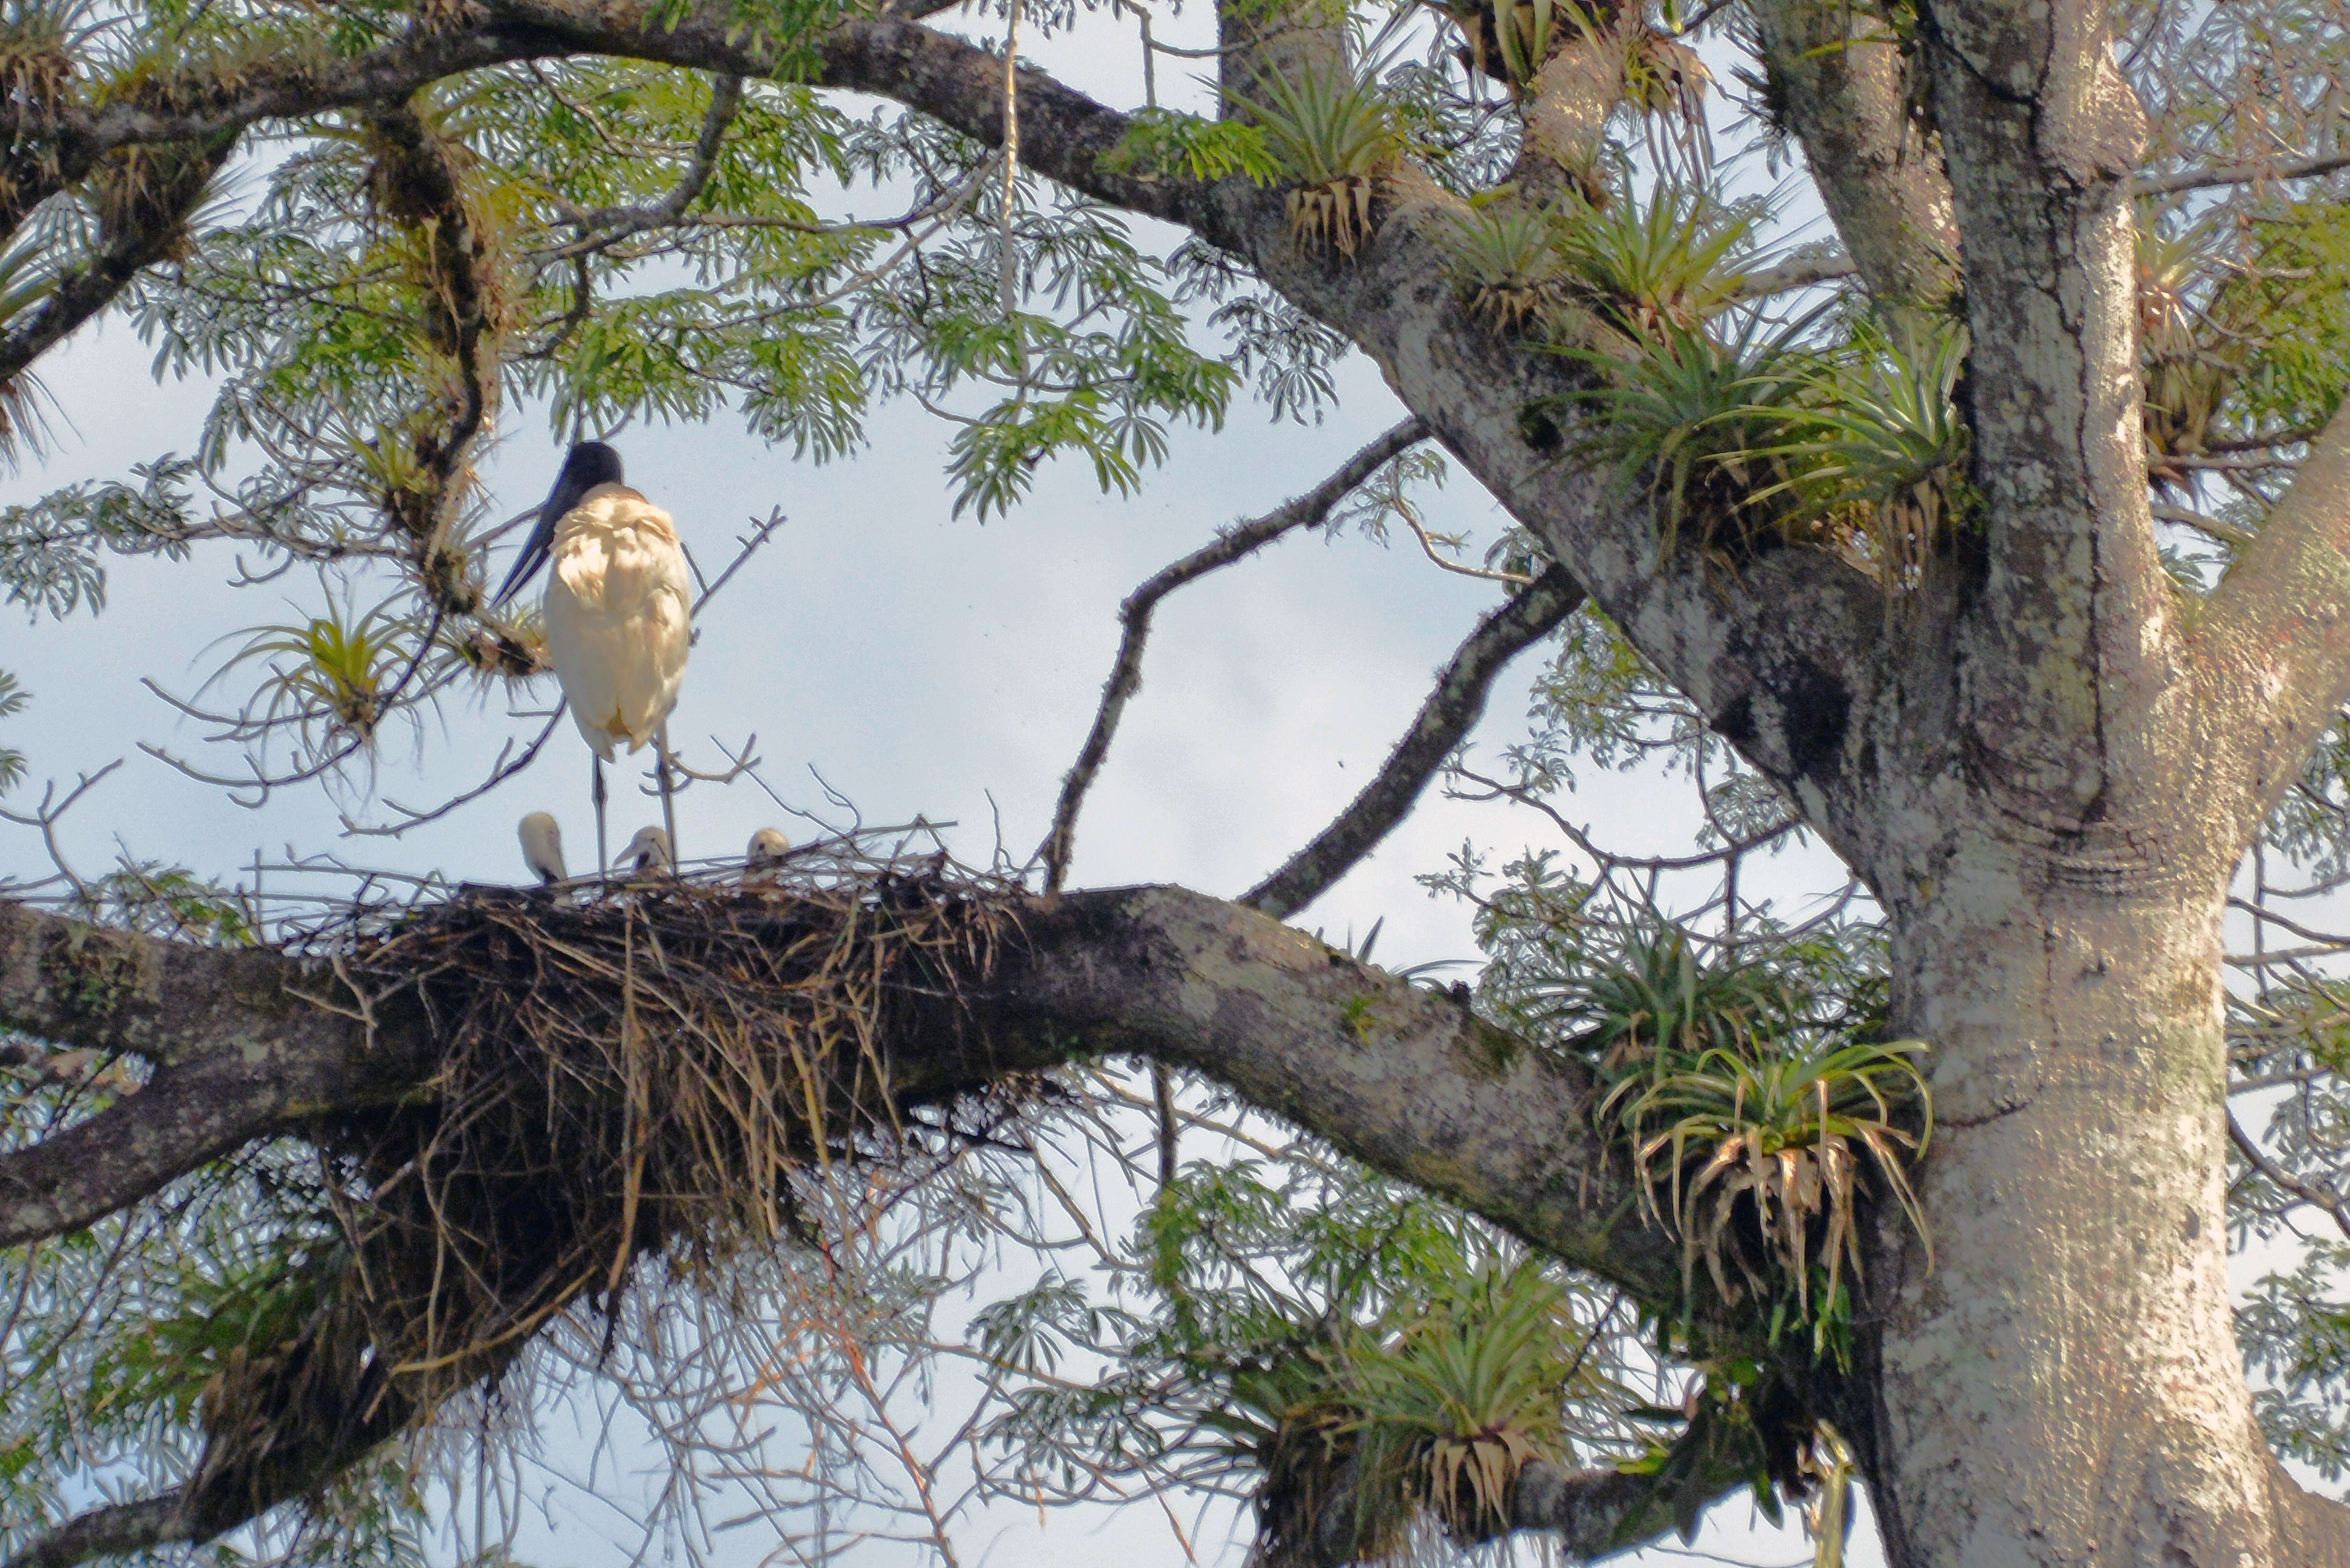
[655,722,680,870]
[592,754,610,879]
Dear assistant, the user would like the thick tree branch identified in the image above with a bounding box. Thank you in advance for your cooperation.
[2133,148,2350,197]
[0,131,237,385]
[0,905,423,1247]
[0,889,1681,1303]
[1923,0,2184,829]
[483,0,1233,237]
[1747,0,1957,310]
[1038,416,1430,891]
[2270,1458,2350,1565]
[0,27,563,246]
[2202,401,2350,829]
[1245,563,1586,918]
[1510,1462,1695,1557]
[3,1491,191,1568]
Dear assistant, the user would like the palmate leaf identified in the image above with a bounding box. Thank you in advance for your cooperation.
[0,669,25,792]
[0,456,199,622]
[1103,110,1283,186]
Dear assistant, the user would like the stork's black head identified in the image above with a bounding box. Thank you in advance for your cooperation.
[494,441,628,606]
[556,441,625,499]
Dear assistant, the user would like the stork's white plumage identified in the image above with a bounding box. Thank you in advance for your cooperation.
[624,825,673,874]
[519,811,567,885]
[746,827,791,875]
[542,485,692,762]
[497,442,691,876]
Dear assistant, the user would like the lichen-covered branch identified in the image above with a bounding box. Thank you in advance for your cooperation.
[1746,0,1956,310]
[0,889,1678,1298]
[0,130,238,384]
[2202,399,2350,835]
[2,1491,191,1568]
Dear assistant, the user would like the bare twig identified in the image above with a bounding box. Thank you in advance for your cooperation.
[1243,564,1587,919]
[1035,417,1429,891]
[691,509,789,617]
[0,762,125,901]
[339,711,565,839]
[1450,765,1800,876]
[2134,147,2350,197]
[1400,507,1534,584]
[2228,1109,2350,1242]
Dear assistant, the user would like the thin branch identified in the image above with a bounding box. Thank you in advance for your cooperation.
[1400,507,1534,584]
[2134,147,2350,198]
[1451,765,1799,875]
[2227,1109,2350,1242]
[690,507,789,616]
[339,711,565,839]
[1035,416,1429,891]
[1244,564,1587,920]
[2153,503,2256,550]
[1728,250,1857,301]
[2228,895,2350,951]
[0,132,239,384]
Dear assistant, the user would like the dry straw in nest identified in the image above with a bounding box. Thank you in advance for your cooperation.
[188,859,1031,1534]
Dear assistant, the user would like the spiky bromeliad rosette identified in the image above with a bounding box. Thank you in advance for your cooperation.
[186,861,1030,1536]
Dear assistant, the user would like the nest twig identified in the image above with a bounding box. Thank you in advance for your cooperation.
[187,849,1031,1536]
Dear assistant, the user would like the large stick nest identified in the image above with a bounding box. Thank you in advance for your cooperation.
[188,853,1035,1537]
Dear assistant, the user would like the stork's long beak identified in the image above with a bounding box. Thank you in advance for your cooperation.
[494,478,587,607]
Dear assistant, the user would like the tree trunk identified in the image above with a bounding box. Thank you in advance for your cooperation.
[1860,847,2335,1566]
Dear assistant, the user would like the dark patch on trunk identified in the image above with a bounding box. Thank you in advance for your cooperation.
[1517,403,1565,457]
[1717,691,1758,749]
[1782,663,1850,779]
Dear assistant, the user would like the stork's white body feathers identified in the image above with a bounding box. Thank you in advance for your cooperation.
[519,811,567,885]
[542,483,692,760]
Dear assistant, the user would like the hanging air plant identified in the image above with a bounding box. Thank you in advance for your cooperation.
[1432,201,1570,331]
[1231,58,1406,258]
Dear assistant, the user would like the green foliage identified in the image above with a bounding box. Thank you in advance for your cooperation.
[1554,307,1817,551]
[205,584,418,752]
[0,1141,429,1567]
[1216,1262,1596,1564]
[1554,183,1762,340]
[69,860,259,946]
[1103,110,1282,186]
[1482,909,1920,1354]
[2237,1239,2350,1481]
[1600,1031,1929,1346]
[0,456,198,622]
[2222,202,2350,443]
[0,670,25,792]
[983,1153,1643,1565]
[1742,313,1973,588]
[1431,201,1568,331]
[1229,56,1406,256]
[1550,297,1972,574]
